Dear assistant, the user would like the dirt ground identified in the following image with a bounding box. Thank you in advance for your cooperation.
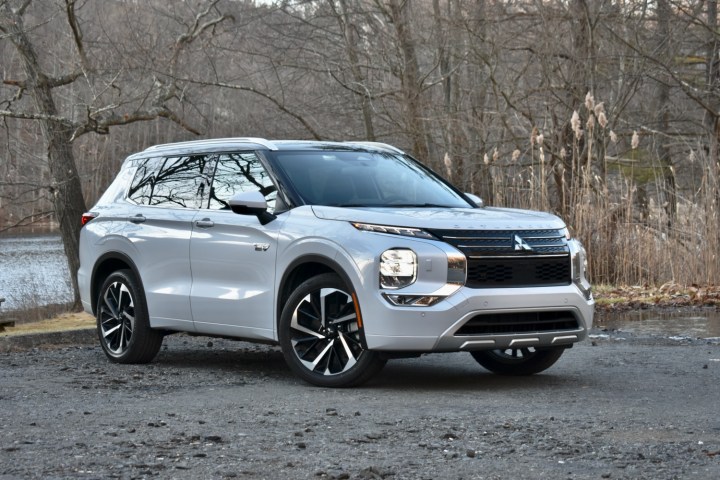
[1,327,719,479]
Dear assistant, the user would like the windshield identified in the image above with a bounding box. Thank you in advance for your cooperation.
[270,150,472,208]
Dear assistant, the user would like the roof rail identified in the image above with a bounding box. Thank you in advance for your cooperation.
[144,137,278,152]
[343,141,405,154]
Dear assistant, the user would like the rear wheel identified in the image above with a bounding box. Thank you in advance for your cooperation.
[96,269,162,364]
[279,273,386,387]
[470,347,565,376]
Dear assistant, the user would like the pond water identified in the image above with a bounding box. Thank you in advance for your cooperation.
[1,235,720,338]
[596,309,720,339]
[0,234,73,312]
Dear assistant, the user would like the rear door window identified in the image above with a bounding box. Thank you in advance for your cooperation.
[127,155,211,209]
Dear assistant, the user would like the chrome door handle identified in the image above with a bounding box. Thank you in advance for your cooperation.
[129,214,146,224]
[195,218,215,228]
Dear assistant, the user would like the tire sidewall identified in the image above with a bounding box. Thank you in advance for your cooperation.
[96,269,156,364]
[278,273,384,387]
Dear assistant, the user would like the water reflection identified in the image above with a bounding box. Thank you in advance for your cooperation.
[596,309,720,338]
[0,234,73,311]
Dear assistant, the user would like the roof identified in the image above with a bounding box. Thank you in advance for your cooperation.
[125,137,404,160]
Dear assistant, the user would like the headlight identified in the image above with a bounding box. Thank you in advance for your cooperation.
[569,239,592,300]
[380,249,417,289]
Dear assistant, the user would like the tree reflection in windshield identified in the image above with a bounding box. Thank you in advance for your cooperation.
[272,151,469,208]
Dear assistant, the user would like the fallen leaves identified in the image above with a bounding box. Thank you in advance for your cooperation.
[595,284,720,312]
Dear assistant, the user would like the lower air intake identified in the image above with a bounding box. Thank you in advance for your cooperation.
[455,311,580,336]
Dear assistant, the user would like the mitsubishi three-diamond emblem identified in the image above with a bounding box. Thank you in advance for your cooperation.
[513,234,533,251]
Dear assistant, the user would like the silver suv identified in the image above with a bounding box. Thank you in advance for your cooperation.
[78,138,594,387]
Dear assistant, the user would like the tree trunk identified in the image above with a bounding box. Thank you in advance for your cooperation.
[1,4,86,308]
[655,0,676,222]
[557,0,593,220]
[332,0,376,140]
[707,0,719,164]
[387,0,431,163]
[707,0,720,234]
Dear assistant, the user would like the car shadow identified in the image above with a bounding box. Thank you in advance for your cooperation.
[142,338,591,392]
[367,357,585,392]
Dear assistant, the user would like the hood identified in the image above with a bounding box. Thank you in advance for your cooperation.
[311,206,565,231]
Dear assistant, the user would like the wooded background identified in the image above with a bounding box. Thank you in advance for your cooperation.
[2,0,720,299]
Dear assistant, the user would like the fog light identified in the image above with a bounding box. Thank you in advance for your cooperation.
[380,249,417,289]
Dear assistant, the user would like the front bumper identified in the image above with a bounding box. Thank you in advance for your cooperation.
[362,284,594,352]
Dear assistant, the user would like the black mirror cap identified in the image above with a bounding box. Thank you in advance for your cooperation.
[230,204,276,225]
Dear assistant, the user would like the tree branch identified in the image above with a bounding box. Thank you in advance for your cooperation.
[16,0,32,16]
[4,69,83,89]
[178,77,323,140]
[170,1,234,75]
[0,210,55,234]
[70,106,201,141]
[0,109,75,126]
[64,0,90,71]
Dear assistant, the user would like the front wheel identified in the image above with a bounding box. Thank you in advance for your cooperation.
[96,269,163,364]
[470,346,565,376]
[279,273,386,387]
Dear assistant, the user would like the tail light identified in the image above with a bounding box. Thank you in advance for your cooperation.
[81,212,98,226]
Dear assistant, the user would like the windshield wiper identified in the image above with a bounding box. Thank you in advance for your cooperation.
[384,203,454,208]
[327,203,457,208]
[329,203,375,208]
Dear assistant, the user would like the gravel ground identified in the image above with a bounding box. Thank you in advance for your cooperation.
[1,329,719,479]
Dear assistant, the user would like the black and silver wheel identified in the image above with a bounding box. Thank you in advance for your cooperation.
[279,273,386,387]
[96,269,162,364]
[470,346,565,376]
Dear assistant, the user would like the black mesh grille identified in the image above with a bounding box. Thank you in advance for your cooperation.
[466,257,570,288]
[455,311,580,336]
[428,228,572,288]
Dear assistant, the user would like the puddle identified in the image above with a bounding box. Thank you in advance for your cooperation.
[596,309,720,338]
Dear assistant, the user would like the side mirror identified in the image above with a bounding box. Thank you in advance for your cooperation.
[464,192,484,208]
[228,191,276,225]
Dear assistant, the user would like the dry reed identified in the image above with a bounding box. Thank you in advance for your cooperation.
[484,94,720,288]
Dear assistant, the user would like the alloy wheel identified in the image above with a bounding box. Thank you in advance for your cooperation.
[99,281,135,356]
[289,288,364,376]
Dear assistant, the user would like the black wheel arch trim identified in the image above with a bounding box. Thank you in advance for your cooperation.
[90,251,146,316]
[277,254,358,322]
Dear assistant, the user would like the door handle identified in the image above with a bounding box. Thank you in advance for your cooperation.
[195,218,215,228]
[129,214,146,224]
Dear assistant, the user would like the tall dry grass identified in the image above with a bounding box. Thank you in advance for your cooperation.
[483,94,720,288]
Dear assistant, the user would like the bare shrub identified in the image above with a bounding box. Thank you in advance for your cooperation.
[486,97,720,287]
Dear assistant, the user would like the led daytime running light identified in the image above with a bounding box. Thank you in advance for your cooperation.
[351,222,435,240]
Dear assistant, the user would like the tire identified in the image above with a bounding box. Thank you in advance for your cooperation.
[96,269,163,364]
[470,346,565,376]
[278,273,386,387]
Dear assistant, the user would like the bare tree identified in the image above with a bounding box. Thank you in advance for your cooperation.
[3,0,720,290]
[326,0,377,140]
[0,0,231,306]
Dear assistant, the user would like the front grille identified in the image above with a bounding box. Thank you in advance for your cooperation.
[455,311,580,336]
[428,228,572,288]
[466,256,570,288]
